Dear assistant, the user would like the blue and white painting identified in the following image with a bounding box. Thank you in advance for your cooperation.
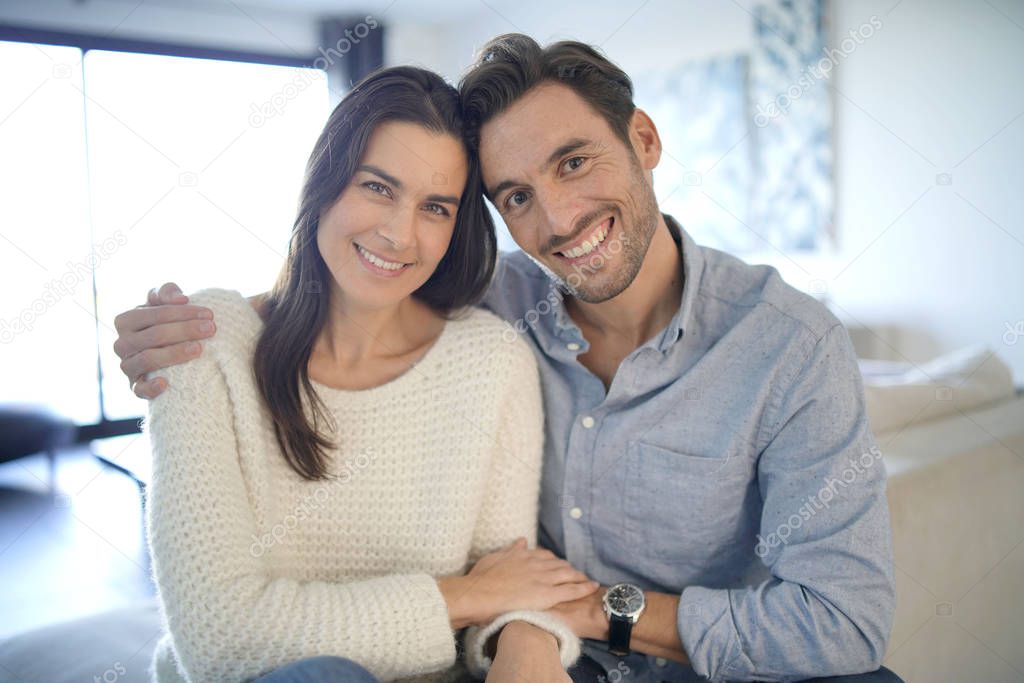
[633,0,832,253]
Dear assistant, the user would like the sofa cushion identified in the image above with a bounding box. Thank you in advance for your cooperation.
[861,346,1016,435]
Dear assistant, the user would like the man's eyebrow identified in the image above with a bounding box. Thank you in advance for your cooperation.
[543,138,590,170]
[487,137,593,199]
[356,164,403,189]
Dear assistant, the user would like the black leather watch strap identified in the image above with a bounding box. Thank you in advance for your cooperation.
[607,612,634,656]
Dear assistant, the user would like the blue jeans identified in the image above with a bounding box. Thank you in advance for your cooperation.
[566,654,905,683]
[253,656,378,682]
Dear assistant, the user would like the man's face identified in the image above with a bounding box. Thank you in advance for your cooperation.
[479,81,662,303]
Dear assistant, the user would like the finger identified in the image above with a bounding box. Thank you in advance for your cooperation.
[157,282,188,304]
[147,288,161,306]
[509,537,528,550]
[120,341,202,380]
[114,317,215,359]
[114,303,213,338]
[132,376,168,400]
[553,580,601,602]
[546,566,593,585]
[534,557,578,572]
[526,548,557,561]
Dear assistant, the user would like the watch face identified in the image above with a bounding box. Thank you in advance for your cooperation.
[606,584,644,615]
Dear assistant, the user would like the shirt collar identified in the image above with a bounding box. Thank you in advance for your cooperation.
[658,213,704,351]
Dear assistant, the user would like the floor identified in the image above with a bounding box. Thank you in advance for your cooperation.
[0,444,156,640]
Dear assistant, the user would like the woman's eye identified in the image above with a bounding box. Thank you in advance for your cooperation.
[505,190,529,210]
[364,181,390,197]
[562,156,585,173]
[424,203,450,217]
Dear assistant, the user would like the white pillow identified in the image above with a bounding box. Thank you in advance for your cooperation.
[860,346,1015,435]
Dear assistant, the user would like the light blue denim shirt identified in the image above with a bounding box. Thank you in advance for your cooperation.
[480,216,895,682]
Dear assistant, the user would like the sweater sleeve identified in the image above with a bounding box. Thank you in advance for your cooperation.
[144,305,457,682]
[460,336,581,678]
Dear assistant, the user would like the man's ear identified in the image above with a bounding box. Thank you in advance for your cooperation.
[628,108,662,171]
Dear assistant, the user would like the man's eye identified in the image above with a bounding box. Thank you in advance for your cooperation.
[562,156,585,173]
[505,190,529,209]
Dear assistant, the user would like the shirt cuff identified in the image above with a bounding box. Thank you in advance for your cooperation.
[463,610,581,678]
[677,585,752,681]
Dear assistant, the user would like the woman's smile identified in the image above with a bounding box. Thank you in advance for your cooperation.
[352,241,414,278]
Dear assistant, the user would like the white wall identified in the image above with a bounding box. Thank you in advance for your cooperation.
[826,0,1024,382]
[0,0,321,55]
[387,0,751,83]
[5,0,1020,381]
[389,0,1024,384]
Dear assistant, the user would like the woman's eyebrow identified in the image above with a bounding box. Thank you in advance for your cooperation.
[359,164,458,204]
[425,193,460,205]
[357,164,403,189]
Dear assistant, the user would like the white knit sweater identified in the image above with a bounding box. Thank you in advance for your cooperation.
[144,289,580,683]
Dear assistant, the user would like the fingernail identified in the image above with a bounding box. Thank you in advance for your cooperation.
[197,309,213,319]
[198,321,214,333]
[185,341,200,355]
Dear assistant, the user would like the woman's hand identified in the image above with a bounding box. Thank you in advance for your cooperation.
[485,621,571,683]
[437,538,598,628]
[543,588,608,641]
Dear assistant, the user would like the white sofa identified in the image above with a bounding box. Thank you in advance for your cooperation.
[847,325,1024,682]
[2,334,1020,683]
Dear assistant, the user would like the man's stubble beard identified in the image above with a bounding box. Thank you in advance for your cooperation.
[564,155,660,304]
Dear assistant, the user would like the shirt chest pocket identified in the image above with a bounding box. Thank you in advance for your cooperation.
[621,440,757,567]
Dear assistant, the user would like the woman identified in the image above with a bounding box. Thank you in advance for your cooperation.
[144,66,595,683]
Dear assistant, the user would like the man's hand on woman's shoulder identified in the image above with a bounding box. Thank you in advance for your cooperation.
[112,282,217,399]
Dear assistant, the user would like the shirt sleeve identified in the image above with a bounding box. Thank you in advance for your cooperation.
[677,323,896,682]
[460,335,581,678]
[145,332,457,683]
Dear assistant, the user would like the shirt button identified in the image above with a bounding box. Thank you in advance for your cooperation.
[569,507,583,519]
[567,342,581,351]
[655,657,667,667]
[581,416,595,428]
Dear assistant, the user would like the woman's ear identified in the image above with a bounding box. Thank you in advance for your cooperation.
[628,108,662,172]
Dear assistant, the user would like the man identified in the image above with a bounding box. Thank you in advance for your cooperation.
[113,35,898,682]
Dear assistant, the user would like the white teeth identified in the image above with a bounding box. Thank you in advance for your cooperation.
[357,244,406,271]
[560,221,610,259]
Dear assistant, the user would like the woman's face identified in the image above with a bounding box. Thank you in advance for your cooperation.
[317,121,468,312]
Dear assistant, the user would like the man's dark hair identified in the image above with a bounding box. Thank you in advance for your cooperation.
[459,33,636,152]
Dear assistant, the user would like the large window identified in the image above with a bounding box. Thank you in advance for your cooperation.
[0,38,330,426]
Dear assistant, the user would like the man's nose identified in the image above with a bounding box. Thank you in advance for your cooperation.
[536,185,582,243]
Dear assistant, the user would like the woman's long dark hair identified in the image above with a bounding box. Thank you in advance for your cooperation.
[252,66,497,481]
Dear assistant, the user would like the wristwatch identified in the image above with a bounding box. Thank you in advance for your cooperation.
[602,583,646,656]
